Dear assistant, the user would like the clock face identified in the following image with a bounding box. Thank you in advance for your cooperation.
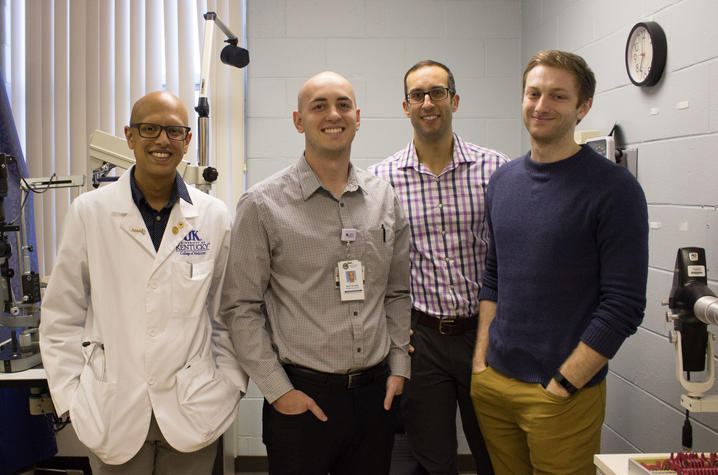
[627,26,653,83]
[625,21,667,87]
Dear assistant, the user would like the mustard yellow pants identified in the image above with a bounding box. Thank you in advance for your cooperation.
[470,366,606,475]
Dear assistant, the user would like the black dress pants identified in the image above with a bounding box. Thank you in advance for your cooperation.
[263,365,399,475]
[402,322,494,475]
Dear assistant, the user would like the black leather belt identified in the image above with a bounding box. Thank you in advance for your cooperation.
[413,308,478,336]
[283,361,388,390]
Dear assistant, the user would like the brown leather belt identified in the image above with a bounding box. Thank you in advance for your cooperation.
[413,308,478,336]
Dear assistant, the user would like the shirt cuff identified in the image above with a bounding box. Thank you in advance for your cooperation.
[388,348,411,380]
[255,367,294,404]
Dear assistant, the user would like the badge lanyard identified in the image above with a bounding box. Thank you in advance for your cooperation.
[337,228,364,301]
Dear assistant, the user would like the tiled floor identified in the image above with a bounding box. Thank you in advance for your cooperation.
[236,434,478,474]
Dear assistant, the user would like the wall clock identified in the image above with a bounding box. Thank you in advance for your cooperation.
[625,21,667,87]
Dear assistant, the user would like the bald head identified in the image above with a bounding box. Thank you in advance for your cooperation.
[297,71,356,111]
[130,91,189,126]
[292,71,360,163]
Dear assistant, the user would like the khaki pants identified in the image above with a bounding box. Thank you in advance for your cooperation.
[88,413,218,475]
[470,366,606,475]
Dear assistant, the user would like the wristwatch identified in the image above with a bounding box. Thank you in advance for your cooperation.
[553,371,578,395]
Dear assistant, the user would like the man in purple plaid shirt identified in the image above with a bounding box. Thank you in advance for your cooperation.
[368,60,508,475]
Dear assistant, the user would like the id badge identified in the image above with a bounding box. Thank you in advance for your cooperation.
[337,259,365,301]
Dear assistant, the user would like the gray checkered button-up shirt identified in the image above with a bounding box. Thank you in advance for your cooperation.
[221,155,411,403]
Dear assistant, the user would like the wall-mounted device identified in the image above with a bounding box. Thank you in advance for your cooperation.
[195,12,249,188]
[583,123,638,178]
[89,12,248,193]
[585,135,616,161]
[663,247,718,450]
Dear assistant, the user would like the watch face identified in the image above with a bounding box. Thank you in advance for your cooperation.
[627,25,653,83]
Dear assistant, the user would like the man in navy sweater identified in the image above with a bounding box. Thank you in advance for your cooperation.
[470,50,648,475]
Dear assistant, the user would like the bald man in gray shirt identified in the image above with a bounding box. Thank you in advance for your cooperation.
[220,71,411,475]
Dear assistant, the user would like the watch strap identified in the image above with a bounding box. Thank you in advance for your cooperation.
[553,371,578,395]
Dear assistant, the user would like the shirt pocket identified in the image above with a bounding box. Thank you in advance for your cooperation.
[360,227,393,286]
[171,260,215,317]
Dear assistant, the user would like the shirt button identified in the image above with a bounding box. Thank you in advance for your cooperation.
[438,203,443,208]
[150,281,158,289]
[441,230,446,235]
[155,216,161,221]
[445,257,451,263]
[148,377,156,386]
[353,311,358,316]
[340,202,345,207]
[148,329,156,337]
[357,348,362,353]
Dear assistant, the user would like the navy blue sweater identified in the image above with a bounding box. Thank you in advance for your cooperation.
[479,145,648,387]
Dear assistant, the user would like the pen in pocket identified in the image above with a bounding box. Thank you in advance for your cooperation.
[82,341,106,381]
[82,341,104,350]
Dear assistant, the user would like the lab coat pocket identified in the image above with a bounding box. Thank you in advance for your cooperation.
[69,361,117,452]
[172,260,214,317]
[176,354,237,434]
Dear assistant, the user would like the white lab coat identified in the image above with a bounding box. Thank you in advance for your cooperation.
[39,169,248,464]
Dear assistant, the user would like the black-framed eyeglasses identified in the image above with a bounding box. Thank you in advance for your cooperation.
[406,87,454,104]
[130,123,191,141]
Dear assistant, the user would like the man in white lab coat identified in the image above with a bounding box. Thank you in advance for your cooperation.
[40,91,247,474]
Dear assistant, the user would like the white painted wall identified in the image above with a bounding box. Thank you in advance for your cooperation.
[522,0,718,454]
[238,0,523,457]
[237,0,718,459]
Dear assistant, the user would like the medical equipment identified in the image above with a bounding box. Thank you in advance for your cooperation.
[89,12,248,192]
[196,12,248,184]
[664,247,718,449]
[584,123,638,178]
[0,154,84,372]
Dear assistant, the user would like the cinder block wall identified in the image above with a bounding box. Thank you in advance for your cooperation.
[239,0,523,456]
[522,0,718,453]
[238,0,718,458]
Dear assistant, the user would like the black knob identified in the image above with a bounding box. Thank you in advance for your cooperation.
[202,167,218,183]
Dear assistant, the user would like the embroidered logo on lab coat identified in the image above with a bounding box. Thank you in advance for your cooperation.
[175,230,211,256]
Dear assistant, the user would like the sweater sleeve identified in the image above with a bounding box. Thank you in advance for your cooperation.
[580,170,649,358]
[479,178,499,302]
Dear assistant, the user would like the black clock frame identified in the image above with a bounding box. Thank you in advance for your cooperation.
[625,21,667,87]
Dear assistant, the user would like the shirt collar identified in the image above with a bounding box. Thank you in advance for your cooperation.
[399,133,471,171]
[297,154,364,201]
[130,167,192,211]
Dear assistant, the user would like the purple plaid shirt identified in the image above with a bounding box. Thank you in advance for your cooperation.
[368,134,508,318]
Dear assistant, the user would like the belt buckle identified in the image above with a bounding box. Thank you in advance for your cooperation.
[347,371,364,389]
[438,319,456,335]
